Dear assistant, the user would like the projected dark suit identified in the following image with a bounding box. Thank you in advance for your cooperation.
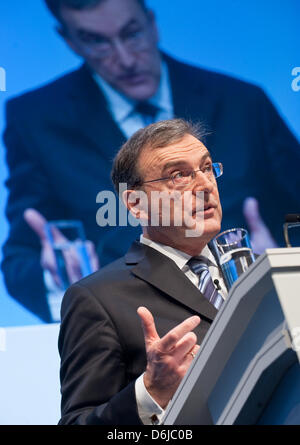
[2,54,300,321]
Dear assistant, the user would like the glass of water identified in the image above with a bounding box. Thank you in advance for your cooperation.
[45,220,93,290]
[45,220,94,322]
[214,228,255,291]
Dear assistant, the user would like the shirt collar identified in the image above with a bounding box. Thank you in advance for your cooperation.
[93,72,134,122]
[93,60,173,124]
[139,235,218,271]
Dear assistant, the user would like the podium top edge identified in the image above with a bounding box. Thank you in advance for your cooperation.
[253,247,300,271]
[264,247,300,254]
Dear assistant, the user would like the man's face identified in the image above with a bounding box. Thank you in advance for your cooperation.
[136,134,223,251]
[60,0,161,100]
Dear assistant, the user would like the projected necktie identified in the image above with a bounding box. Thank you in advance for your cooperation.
[135,101,159,126]
[187,257,224,310]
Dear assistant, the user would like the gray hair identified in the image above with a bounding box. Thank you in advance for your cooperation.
[111,118,207,191]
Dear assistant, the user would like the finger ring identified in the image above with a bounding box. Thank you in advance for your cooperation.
[190,352,196,359]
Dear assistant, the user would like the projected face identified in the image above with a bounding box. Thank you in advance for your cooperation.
[60,0,161,101]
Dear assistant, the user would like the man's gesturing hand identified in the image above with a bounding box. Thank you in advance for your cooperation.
[137,306,201,409]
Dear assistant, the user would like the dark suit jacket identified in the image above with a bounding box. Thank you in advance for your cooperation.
[2,53,300,322]
[58,241,218,425]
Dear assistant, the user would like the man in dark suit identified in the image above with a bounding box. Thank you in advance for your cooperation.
[2,0,300,322]
[59,118,224,425]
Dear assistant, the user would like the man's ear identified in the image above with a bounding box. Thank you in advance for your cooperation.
[55,24,82,57]
[122,189,149,222]
[146,9,156,25]
[146,9,159,43]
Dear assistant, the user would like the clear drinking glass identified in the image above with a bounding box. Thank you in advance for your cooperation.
[214,228,256,291]
[45,220,93,321]
[46,220,93,290]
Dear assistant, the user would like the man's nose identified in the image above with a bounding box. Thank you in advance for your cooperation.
[113,40,136,69]
[192,170,214,194]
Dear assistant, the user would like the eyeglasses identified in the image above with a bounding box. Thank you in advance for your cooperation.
[142,162,223,188]
[73,19,153,60]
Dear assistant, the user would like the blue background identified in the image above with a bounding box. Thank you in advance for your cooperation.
[0,0,299,326]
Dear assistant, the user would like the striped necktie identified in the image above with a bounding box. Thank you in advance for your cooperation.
[135,101,159,126]
[187,257,224,310]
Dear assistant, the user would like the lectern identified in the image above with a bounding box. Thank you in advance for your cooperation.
[163,248,300,425]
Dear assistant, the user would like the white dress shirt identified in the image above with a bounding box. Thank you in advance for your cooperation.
[135,235,227,424]
[93,61,174,138]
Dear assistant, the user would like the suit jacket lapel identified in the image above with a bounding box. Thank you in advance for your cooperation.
[66,64,126,162]
[126,242,217,322]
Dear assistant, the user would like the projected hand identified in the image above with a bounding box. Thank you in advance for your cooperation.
[23,208,99,289]
[243,197,278,255]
